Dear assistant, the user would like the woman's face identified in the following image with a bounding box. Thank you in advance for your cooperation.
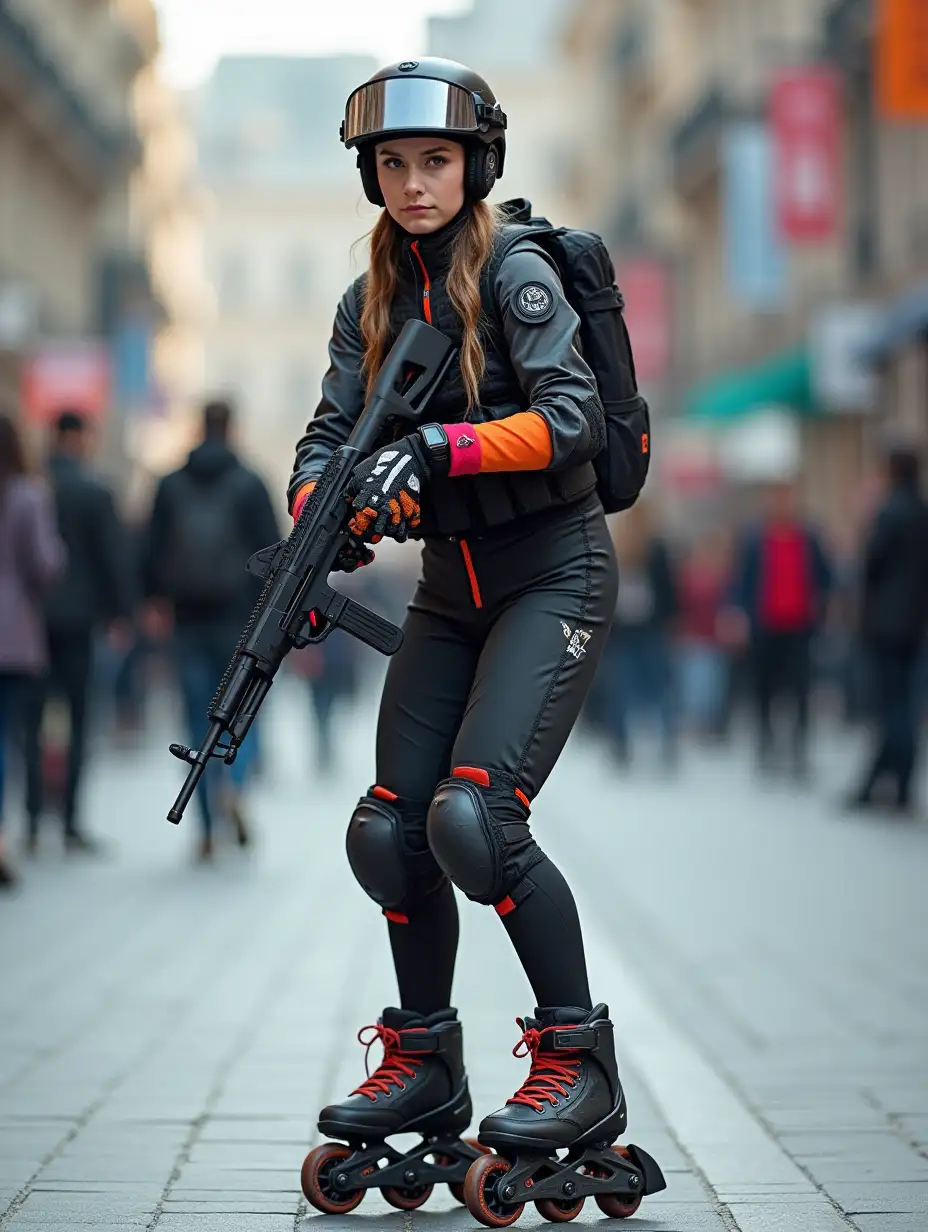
[375,137,466,234]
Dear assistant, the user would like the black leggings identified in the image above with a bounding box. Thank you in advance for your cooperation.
[373,494,617,1013]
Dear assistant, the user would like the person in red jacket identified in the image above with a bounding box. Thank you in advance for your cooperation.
[725,482,833,778]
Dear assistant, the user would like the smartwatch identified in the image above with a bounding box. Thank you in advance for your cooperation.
[417,422,451,475]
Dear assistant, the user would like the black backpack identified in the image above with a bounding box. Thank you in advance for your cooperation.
[485,198,651,514]
[161,469,253,604]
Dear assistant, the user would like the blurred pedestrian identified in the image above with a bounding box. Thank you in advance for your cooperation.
[845,446,928,815]
[676,529,731,739]
[725,481,832,779]
[21,411,132,853]
[143,399,280,860]
[289,632,359,776]
[603,502,678,766]
[0,413,65,887]
[105,516,154,744]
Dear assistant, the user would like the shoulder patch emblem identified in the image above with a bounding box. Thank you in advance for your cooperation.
[514,281,556,324]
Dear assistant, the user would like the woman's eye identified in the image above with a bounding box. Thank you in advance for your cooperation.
[383,158,402,170]
[427,156,446,167]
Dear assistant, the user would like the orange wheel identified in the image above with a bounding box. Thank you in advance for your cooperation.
[593,1146,643,1219]
[382,1181,433,1210]
[464,1153,523,1228]
[536,1195,585,1222]
[449,1138,491,1205]
[301,1143,365,1214]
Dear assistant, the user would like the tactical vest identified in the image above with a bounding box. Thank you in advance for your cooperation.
[377,223,596,538]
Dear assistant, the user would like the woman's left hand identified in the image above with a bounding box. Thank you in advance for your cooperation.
[346,435,427,542]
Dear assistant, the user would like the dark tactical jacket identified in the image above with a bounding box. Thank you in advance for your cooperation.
[289,210,605,537]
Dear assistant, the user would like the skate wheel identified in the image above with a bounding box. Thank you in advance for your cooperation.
[381,1182,433,1210]
[449,1138,491,1205]
[301,1143,364,1214]
[464,1153,524,1228]
[593,1146,643,1219]
[536,1196,585,1222]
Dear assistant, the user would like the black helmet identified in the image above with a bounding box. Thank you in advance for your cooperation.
[340,57,507,206]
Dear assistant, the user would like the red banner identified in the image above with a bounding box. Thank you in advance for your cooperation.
[616,258,670,383]
[770,67,841,243]
[21,341,110,425]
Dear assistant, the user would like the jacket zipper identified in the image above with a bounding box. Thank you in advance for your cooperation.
[412,241,478,606]
[458,538,483,609]
[409,241,432,324]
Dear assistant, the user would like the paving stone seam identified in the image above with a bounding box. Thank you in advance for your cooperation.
[648,1018,869,1231]
[291,919,379,1232]
[1,924,195,1097]
[748,932,898,1049]
[0,1082,117,1228]
[585,913,866,1232]
[861,1089,928,1165]
[0,866,294,1226]
[624,1052,744,1232]
[0,849,264,1097]
[546,794,769,1054]
[146,891,322,1230]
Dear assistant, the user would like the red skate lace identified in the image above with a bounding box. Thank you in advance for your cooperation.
[506,1020,581,1111]
[350,1023,426,1102]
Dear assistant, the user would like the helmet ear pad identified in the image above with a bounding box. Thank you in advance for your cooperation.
[464,141,500,202]
[358,149,385,207]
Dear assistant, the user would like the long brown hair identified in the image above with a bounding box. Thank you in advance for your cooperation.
[360,201,500,412]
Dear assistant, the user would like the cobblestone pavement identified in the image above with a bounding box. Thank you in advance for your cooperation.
[0,675,926,1231]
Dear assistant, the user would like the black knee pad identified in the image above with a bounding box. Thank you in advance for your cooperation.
[426,768,545,906]
[346,788,446,914]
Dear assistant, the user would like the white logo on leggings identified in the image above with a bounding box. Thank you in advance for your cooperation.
[561,621,591,660]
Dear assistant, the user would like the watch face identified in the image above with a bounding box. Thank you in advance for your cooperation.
[422,425,444,448]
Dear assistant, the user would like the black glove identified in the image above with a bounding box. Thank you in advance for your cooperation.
[346,435,428,543]
[332,535,376,574]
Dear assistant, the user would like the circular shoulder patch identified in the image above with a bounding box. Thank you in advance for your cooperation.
[513,281,557,324]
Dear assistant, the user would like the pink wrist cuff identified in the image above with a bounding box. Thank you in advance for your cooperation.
[445,423,483,477]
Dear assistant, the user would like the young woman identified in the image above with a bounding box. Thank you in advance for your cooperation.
[0,413,65,887]
[290,59,637,1213]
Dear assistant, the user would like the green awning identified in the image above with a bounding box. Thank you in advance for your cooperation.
[684,347,815,420]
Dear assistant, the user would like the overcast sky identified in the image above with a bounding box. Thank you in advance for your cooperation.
[154,0,472,89]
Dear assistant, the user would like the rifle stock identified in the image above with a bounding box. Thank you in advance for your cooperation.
[166,319,455,824]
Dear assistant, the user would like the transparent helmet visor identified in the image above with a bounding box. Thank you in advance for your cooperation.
[344,78,479,147]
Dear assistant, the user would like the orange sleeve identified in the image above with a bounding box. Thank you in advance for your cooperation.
[292,480,316,522]
[472,411,553,473]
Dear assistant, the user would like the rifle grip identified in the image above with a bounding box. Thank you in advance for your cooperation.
[338,597,404,655]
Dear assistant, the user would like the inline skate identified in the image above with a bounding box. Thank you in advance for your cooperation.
[300,1007,487,1214]
[463,1003,666,1226]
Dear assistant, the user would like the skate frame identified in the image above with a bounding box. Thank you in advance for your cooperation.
[328,1133,484,1194]
[491,1142,666,1207]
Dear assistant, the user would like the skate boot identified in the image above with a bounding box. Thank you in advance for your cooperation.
[464,1003,666,1227]
[301,1007,488,1214]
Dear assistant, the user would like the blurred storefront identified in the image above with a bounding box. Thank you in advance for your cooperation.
[561,0,928,543]
[0,0,163,480]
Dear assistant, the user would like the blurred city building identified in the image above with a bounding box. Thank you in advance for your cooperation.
[191,54,378,513]
[428,0,588,228]
[0,0,165,478]
[562,0,928,541]
[124,58,213,510]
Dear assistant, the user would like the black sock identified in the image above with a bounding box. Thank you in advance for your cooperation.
[387,878,460,1015]
[500,856,592,1010]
